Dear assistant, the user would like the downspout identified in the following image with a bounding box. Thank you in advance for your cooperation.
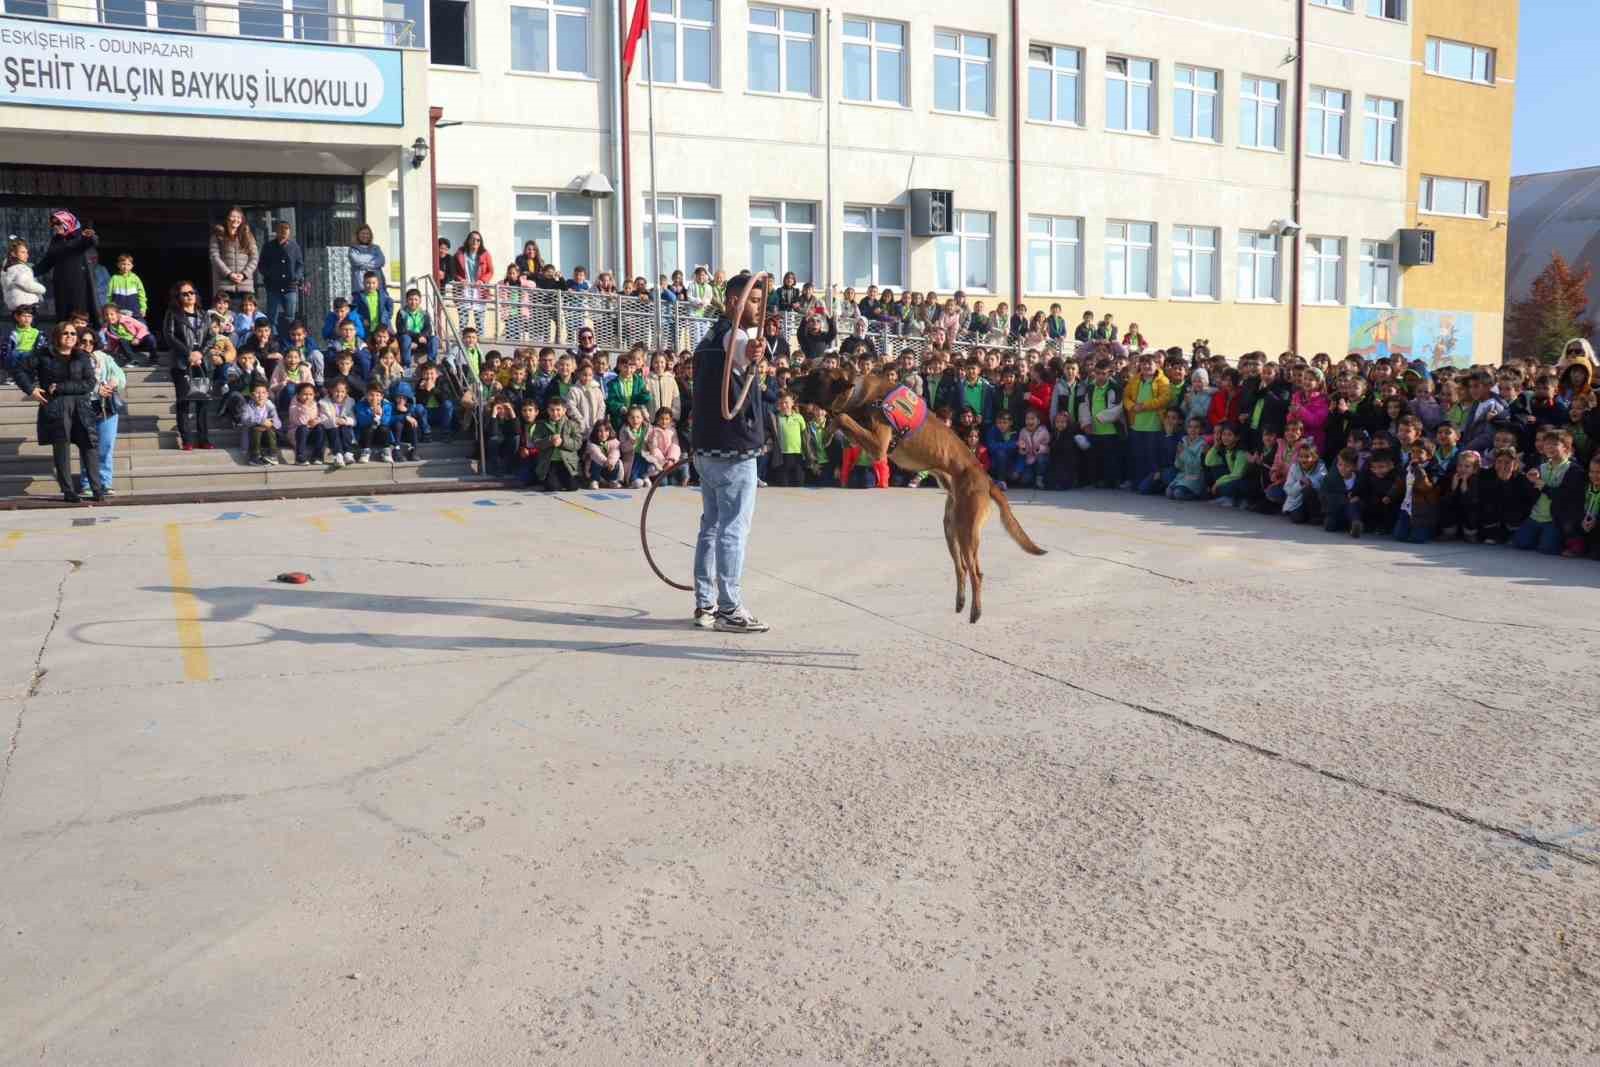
[1010,0,1023,308]
[1289,0,1305,354]
[824,7,833,295]
[612,0,628,278]
[428,106,443,280]
[618,0,634,280]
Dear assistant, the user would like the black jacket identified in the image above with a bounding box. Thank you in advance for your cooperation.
[1472,470,1539,532]
[37,232,100,327]
[259,238,305,293]
[163,307,209,358]
[797,318,836,361]
[690,320,767,455]
[15,349,99,447]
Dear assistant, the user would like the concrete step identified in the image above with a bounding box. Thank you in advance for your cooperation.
[2,454,480,497]
[0,431,180,453]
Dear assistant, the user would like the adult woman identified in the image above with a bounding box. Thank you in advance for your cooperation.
[452,231,495,332]
[770,272,801,313]
[347,224,386,298]
[797,312,836,362]
[163,281,213,450]
[209,206,259,306]
[76,328,126,497]
[15,322,102,502]
[36,211,100,327]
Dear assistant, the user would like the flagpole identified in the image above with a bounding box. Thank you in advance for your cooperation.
[644,11,664,352]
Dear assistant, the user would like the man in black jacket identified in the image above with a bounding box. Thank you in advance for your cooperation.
[258,220,305,340]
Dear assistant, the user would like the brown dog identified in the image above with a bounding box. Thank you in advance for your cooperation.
[795,368,1045,623]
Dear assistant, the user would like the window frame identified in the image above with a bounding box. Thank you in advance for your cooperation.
[1358,239,1399,307]
[1104,220,1155,299]
[1169,224,1218,302]
[429,0,474,67]
[747,4,818,98]
[934,209,995,293]
[1424,36,1494,86]
[512,190,595,275]
[1105,53,1156,135]
[841,205,907,289]
[508,0,594,78]
[840,16,907,108]
[1301,235,1345,306]
[1366,0,1406,22]
[1172,64,1221,143]
[1239,75,1283,152]
[1025,214,1084,297]
[1361,95,1402,166]
[1310,0,1353,9]
[643,193,720,278]
[1307,85,1349,160]
[1418,175,1489,219]
[932,28,994,117]
[748,199,817,284]
[645,0,718,88]
[1026,43,1084,127]
[436,186,477,252]
[1236,230,1281,304]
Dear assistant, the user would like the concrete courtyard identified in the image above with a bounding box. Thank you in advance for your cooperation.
[0,485,1596,1065]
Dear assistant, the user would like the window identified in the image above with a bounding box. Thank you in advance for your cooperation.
[1237,231,1280,302]
[514,192,594,274]
[388,188,403,283]
[644,194,718,278]
[1104,221,1154,298]
[436,187,476,251]
[749,200,816,283]
[1027,44,1082,125]
[1026,216,1082,295]
[1311,0,1353,8]
[841,18,906,106]
[935,210,994,292]
[1239,76,1283,150]
[385,0,426,46]
[1367,0,1405,20]
[430,0,471,65]
[1425,38,1494,85]
[647,0,716,87]
[1362,96,1401,165]
[1302,236,1344,305]
[1173,65,1219,142]
[1106,55,1155,134]
[154,0,198,30]
[510,0,591,75]
[749,6,816,96]
[842,206,906,288]
[1419,176,1488,218]
[1307,87,1348,158]
[1358,240,1397,306]
[6,0,49,15]
[933,30,992,115]
[1170,225,1218,300]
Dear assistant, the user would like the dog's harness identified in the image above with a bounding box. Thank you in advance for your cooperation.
[878,384,929,451]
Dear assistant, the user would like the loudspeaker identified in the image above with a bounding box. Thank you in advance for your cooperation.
[1398,228,1435,267]
[909,189,954,237]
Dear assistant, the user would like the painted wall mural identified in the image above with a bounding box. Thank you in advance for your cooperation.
[1348,308,1477,369]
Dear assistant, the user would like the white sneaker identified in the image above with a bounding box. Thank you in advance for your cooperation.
[379,447,393,463]
[333,452,347,468]
[757,479,768,487]
[713,608,770,634]
[588,480,600,490]
[356,449,370,463]
[263,454,280,466]
[693,605,717,629]
[343,452,355,464]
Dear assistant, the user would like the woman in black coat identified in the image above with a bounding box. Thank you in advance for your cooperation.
[35,210,100,328]
[163,280,214,450]
[15,321,103,502]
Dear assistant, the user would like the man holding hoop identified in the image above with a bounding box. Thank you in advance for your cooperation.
[689,271,771,633]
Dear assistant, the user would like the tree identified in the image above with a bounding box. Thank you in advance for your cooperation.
[1506,251,1593,363]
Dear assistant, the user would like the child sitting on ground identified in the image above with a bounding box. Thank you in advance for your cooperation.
[1515,429,1584,555]
[1352,450,1402,538]
[963,425,990,474]
[1207,422,1250,507]
[1015,409,1052,490]
[391,392,421,461]
[1394,438,1441,544]
[1474,447,1536,545]
[284,382,322,465]
[1168,417,1209,501]
[1282,441,1326,525]
[527,394,581,492]
[643,407,684,486]
[355,384,396,463]
[584,421,623,489]
[616,405,650,487]
[239,383,282,466]
[1580,455,1600,560]
[1321,448,1362,534]
[318,378,357,466]
[1442,449,1483,541]
[985,410,1020,486]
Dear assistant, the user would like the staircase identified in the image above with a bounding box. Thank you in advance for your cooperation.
[0,364,484,501]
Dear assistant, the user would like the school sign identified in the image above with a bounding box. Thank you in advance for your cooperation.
[0,15,402,125]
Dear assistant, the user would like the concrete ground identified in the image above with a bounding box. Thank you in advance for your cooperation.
[0,485,1596,1066]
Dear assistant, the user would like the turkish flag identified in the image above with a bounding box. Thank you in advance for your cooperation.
[621,0,650,78]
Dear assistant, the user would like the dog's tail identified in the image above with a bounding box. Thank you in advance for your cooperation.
[988,480,1047,556]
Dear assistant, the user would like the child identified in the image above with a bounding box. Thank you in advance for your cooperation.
[1321,448,1363,535]
[642,407,684,486]
[318,378,357,466]
[1167,417,1209,501]
[606,351,654,431]
[98,304,156,367]
[527,395,582,492]
[1015,409,1052,490]
[986,411,1020,487]
[108,253,148,319]
[392,288,437,367]
[352,271,394,341]
[1282,441,1327,525]
[1046,410,1080,491]
[584,421,623,489]
[240,318,282,381]
[1408,376,1444,435]
[963,425,990,474]
[459,326,484,379]
[802,405,834,487]
[1514,429,1584,555]
[270,347,315,419]
[238,383,282,465]
[1393,438,1441,544]
[1352,451,1402,538]
[234,295,267,347]
[354,384,395,463]
[1206,422,1250,508]
[1474,448,1537,545]
[391,392,421,461]
[1580,455,1600,560]
[1254,427,1288,512]
[1,304,46,380]
[284,382,322,465]
[1434,423,1461,475]
[618,405,650,487]
[1441,450,1483,541]
[414,363,458,442]
[768,393,807,487]
[3,238,46,315]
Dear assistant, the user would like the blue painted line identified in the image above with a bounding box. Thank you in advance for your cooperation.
[217,511,261,521]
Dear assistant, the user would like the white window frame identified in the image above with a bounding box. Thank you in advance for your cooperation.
[508,0,592,77]
[1173,64,1220,143]
[842,205,906,289]
[1239,75,1283,151]
[1170,225,1218,301]
[512,190,594,275]
[1424,37,1494,86]
[1106,54,1155,134]
[1367,0,1406,22]
[748,199,817,284]
[646,0,717,88]
[1362,96,1401,166]
[1310,0,1353,9]
[840,17,906,107]
[643,193,719,278]
[1301,236,1344,306]
[436,187,476,253]
[1026,43,1083,126]
[1237,231,1281,303]
[932,29,993,116]
[1104,220,1155,298]
[1419,175,1489,219]
[1307,86,1349,159]
[748,4,817,98]
[1025,215,1083,296]
[934,210,995,293]
[1358,240,1398,307]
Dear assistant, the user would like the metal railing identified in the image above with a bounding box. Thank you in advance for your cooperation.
[410,274,487,475]
[38,0,418,49]
[437,282,1076,366]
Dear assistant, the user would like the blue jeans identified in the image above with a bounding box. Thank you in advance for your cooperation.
[1166,483,1200,501]
[1512,519,1561,554]
[266,290,299,339]
[693,454,759,614]
[398,333,438,368]
[81,413,117,492]
[417,400,454,438]
[1393,511,1433,544]
[1129,430,1163,488]
[1138,466,1175,495]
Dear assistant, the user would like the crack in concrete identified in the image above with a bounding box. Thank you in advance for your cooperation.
[0,560,81,811]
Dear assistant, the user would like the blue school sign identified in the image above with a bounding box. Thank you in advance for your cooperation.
[0,15,403,125]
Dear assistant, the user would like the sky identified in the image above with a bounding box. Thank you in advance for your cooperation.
[1511,0,1600,175]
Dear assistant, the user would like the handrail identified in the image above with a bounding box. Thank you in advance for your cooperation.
[35,0,419,48]
[410,274,488,476]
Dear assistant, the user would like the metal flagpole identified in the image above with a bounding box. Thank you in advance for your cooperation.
[644,12,664,351]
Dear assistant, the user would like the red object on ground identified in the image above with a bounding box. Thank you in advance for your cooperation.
[275,572,313,584]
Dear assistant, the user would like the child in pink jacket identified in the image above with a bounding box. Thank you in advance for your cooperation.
[1015,409,1052,489]
[642,407,686,486]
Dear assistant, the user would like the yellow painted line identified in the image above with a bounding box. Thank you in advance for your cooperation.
[305,516,332,534]
[163,523,212,682]
[439,508,467,525]
[1,531,21,549]
[555,497,599,517]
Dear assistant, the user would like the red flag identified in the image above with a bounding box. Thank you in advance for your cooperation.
[621,0,650,78]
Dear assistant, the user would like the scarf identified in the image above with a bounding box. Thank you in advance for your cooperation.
[50,210,81,236]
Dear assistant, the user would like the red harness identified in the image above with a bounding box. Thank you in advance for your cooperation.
[878,385,929,451]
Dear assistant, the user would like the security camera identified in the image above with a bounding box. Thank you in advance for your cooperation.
[577,172,614,200]
[1270,218,1302,238]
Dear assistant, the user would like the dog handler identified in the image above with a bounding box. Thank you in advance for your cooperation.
[689,271,771,633]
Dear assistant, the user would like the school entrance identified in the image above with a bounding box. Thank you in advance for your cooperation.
[0,164,365,324]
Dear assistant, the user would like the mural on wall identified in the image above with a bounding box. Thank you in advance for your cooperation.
[1348,308,1477,369]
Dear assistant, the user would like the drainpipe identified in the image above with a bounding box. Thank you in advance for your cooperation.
[824,7,833,294]
[1288,0,1305,354]
[428,106,443,281]
[1010,0,1023,307]
[618,0,634,280]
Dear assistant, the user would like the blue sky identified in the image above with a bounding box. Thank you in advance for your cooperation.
[1512,0,1600,175]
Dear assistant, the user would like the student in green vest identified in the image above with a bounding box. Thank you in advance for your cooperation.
[767,392,806,486]
[605,349,654,430]
[1078,357,1127,489]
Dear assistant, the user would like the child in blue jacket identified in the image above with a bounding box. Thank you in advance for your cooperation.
[354,383,395,463]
